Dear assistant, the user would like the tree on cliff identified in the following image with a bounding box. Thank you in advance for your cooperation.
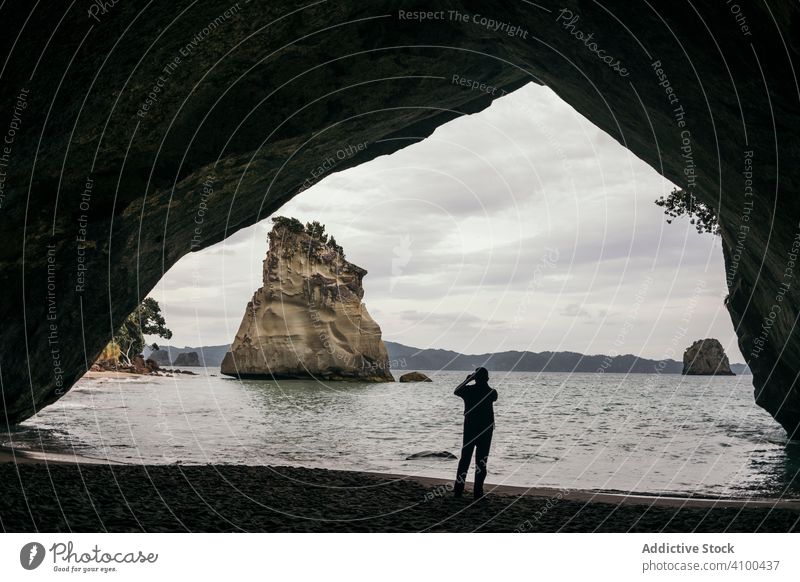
[654,187,719,235]
[327,235,343,255]
[110,298,173,365]
[305,220,328,242]
[272,215,304,233]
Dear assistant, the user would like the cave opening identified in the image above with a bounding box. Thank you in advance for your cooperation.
[11,83,784,495]
[4,1,800,536]
[149,82,743,369]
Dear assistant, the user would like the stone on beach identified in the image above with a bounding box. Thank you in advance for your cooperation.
[406,451,456,460]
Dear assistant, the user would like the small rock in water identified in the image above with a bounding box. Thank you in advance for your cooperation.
[406,450,456,460]
[163,368,196,375]
[682,338,735,375]
[399,371,432,382]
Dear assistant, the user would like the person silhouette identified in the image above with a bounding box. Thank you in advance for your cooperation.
[453,367,497,499]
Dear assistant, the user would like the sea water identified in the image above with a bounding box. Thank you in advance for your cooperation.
[5,370,800,498]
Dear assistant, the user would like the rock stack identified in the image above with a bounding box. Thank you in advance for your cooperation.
[221,217,393,382]
[682,338,735,376]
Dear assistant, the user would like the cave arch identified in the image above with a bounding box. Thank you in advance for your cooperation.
[1,1,798,437]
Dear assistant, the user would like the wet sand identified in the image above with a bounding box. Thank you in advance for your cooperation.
[1,454,799,532]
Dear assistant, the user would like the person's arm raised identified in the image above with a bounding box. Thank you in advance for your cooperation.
[454,373,475,396]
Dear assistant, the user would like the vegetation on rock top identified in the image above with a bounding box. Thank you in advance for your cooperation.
[272,216,344,255]
[654,188,719,235]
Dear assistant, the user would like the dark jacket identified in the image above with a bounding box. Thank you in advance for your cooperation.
[455,381,497,431]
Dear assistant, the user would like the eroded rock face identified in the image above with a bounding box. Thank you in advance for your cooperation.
[682,339,735,376]
[220,221,393,382]
[1,2,800,436]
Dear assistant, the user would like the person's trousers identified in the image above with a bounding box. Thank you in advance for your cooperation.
[453,426,493,497]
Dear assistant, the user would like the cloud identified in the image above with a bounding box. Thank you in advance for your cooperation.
[148,83,744,361]
[560,303,591,319]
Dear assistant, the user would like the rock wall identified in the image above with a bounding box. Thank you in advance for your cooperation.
[221,220,393,382]
[1,2,800,436]
[682,339,735,376]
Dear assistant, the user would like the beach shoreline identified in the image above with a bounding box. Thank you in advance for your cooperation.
[1,446,799,532]
[3,444,797,509]
[4,370,798,532]
[0,444,123,466]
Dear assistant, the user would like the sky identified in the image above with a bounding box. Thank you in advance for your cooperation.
[147,82,745,363]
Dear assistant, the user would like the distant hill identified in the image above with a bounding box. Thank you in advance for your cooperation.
[145,341,751,375]
[385,341,751,375]
[730,363,751,375]
[144,344,229,367]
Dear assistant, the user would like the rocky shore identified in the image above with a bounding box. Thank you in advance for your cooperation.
[1,463,798,533]
[90,357,196,377]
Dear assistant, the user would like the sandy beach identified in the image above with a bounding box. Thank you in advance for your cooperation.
[1,449,799,532]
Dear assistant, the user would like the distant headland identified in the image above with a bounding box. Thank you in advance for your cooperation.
[146,340,751,376]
